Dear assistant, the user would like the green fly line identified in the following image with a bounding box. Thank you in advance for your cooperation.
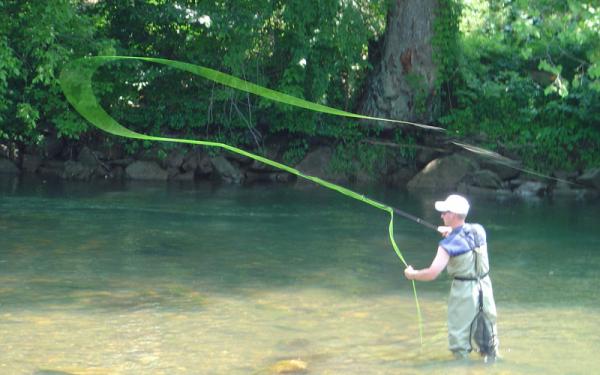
[60,56,436,345]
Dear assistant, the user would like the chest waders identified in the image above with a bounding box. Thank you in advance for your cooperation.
[455,255,496,358]
[446,224,498,360]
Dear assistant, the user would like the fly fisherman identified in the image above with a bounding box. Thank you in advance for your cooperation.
[404,194,499,362]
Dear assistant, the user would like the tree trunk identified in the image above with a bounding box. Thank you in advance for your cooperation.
[359,0,439,128]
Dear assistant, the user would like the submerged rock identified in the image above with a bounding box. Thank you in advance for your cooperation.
[457,183,510,197]
[552,181,598,199]
[515,181,547,197]
[34,369,112,375]
[269,359,308,374]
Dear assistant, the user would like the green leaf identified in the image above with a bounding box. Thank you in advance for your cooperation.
[538,60,561,76]
[588,64,600,79]
[520,47,532,60]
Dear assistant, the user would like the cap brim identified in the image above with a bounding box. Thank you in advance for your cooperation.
[434,201,447,212]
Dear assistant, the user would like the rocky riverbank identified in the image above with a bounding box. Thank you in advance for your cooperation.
[1,143,599,200]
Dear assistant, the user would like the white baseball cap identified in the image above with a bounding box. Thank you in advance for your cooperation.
[434,194,470,215]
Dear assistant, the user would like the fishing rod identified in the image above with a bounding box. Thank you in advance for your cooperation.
[393,207,438,232]
[364,195,438,232]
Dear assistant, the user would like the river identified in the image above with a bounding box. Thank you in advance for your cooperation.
[1,176,599,374]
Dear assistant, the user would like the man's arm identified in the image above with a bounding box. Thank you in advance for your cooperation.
[404,246,450,281]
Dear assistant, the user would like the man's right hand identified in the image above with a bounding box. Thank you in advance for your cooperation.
[437,226,451,237]
[404,265,416,280]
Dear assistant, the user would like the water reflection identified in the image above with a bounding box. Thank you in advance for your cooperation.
[0,177,599,374]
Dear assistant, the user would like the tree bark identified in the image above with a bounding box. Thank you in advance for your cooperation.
[359,0,439,128]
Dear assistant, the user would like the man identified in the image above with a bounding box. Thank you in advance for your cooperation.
[404,194,498,361]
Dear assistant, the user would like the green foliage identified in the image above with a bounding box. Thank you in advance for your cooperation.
[330,141,388,179]
[432,0,462,89]
[2,0,598,175]
[89,0,387,158]
[0,0,113,145]
[405,72,429,116]
[393,129,418,162]
[0,0,388,159]
[282,138,309,165]
[439,0,600,171]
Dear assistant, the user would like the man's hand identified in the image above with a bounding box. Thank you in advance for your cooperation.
[404,265,417,280]
[437,226,451,237]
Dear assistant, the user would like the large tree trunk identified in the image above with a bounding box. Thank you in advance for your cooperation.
[359,0,439,128]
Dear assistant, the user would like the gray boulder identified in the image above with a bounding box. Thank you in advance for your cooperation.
[480,160,521,180]
[514,181,547,197]
[294,146,345,186]
[182,149,213,176]
[577,167,600,190]
[165,149,185,169]
[552,180,594,199]
[249,144,282,172]
[78,146,101,167]
[125,161,168,180]
[171,170,195,181]
[197,154,213,176]
[552,170,579,181]
[407,154,477,191]
[211,155,244,184]
[269,172,294,183]
[245,170,294,184]
[224,150,252,166]
[415,147,442,168]
[466,169,503,189]
[386,166,418,187]
[63,161,94,180]
[77,147,111,178]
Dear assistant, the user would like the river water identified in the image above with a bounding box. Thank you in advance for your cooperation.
[0,176,599,374]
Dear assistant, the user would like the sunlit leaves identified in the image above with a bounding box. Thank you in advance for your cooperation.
[0,0,113,143]
[442,0,600,171]
[538,60,568,98]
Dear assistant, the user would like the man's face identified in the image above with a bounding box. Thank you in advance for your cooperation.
[441,211,454,226]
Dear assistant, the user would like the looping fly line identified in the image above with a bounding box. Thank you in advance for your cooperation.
[60,56,432,344]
